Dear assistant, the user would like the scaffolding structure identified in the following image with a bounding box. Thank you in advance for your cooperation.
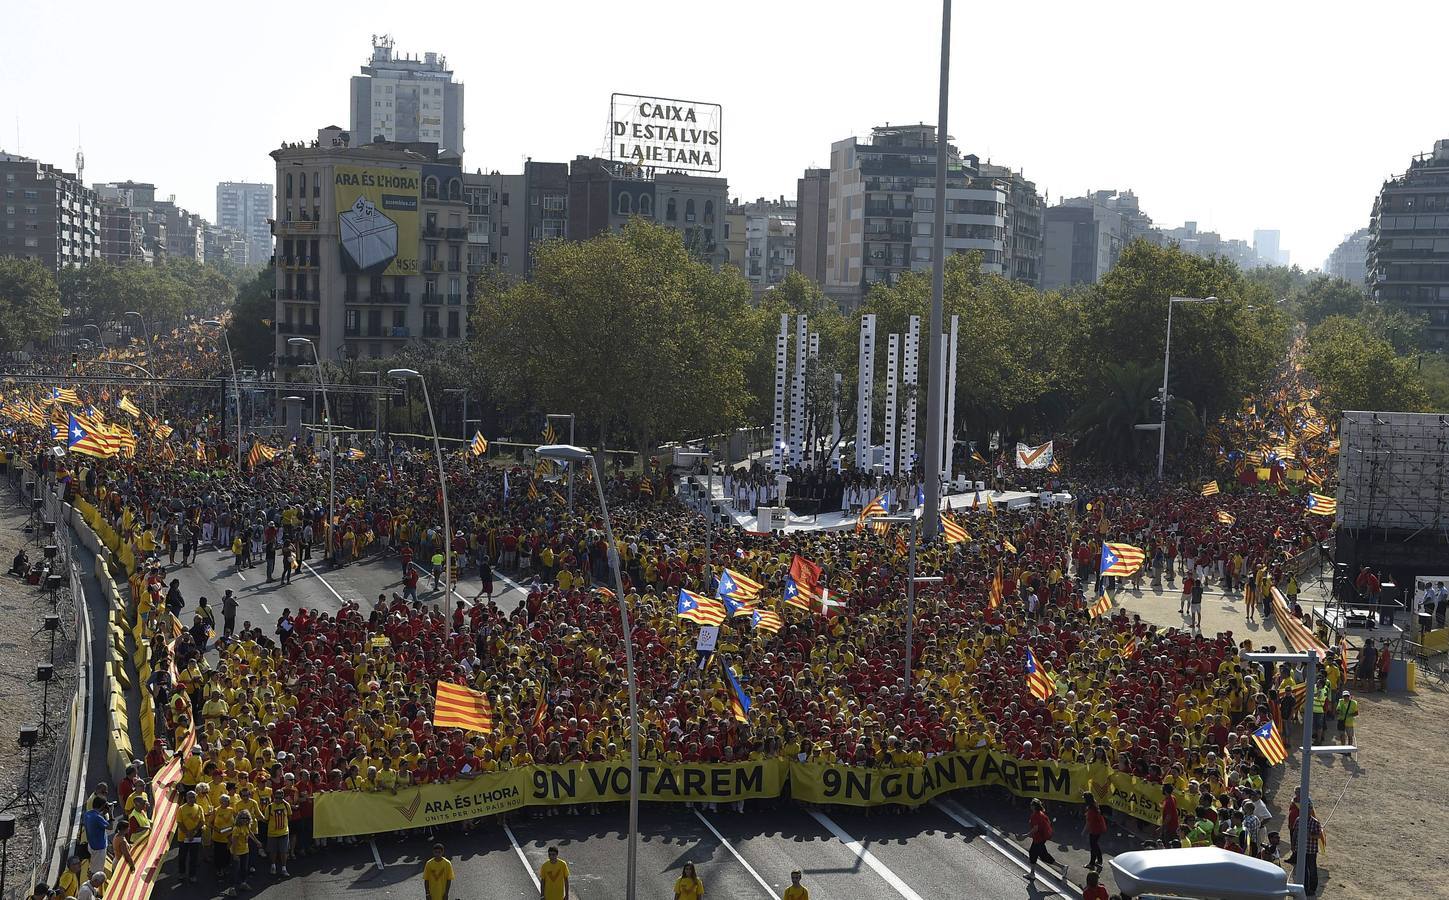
[1338,411,1449,536]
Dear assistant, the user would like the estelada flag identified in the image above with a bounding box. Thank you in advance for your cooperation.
[1025,648,1055,701]
[1251,719,1287,766]
[783,575,815,612]
[470,432,489,456]
[1099,542,1145,577]
[1306,493,1337,516]
[433,681,494,734]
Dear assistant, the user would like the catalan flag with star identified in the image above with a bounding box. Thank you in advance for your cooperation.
[1251,719,1288,765]
[750,608,784,634]
[1306,493,1337,516]
[1099,542,1145,577]
[676,588,727,626]
[470,431,488,456]
[720,657,751,724]
[1025,648,1055,701]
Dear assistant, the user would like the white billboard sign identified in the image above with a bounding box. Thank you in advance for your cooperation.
[611,93,722,173]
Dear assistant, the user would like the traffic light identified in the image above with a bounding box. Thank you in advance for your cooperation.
[70,353,78,373]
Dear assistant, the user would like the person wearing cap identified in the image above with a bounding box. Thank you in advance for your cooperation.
[1334,689,1359,748]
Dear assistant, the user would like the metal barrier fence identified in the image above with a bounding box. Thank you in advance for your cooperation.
[4,469,89,899]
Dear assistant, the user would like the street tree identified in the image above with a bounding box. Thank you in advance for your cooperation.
[0,258,63,353]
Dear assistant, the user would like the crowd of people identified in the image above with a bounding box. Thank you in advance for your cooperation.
[3,348,1356,898]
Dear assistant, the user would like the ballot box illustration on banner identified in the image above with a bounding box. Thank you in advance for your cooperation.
[339,196,398,272]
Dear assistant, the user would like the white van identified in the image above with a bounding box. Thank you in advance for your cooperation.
[1110,848,1307,899]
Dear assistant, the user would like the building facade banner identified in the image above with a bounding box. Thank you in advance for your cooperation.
[334,165,420,276]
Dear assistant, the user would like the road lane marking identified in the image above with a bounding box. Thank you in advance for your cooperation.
[693,809,779,898]
[301,562,346,603]
[806,809,926,900]
[260,603,270,614]
[503,822,541,891]
[369,838,385,870]
[932,797,1073,896]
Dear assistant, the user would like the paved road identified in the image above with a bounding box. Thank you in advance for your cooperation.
[145,544,1079,900]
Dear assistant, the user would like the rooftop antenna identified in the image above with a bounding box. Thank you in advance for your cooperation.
[75,129,84,184]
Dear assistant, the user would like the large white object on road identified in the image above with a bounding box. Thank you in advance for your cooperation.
[1110,847,1306,899]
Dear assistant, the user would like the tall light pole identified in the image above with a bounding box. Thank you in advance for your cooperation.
[1157,296,1218,479]
[98,360,156,419]
[1243,650,1356,890]
[538,443,637,900]
[677,450,714,592]
[288,337,334,567]
[202,319,243,470]
[392,369,452,599]
[920,0,953,543]
[123,311,155,417]
[870,512,943,694]
[546,413,576,511]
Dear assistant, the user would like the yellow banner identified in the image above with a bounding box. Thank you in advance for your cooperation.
[333,165,420,277]
[314,760,784,837]
[314,769,529,837]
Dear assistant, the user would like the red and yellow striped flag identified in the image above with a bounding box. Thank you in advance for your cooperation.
[433,681,494,733]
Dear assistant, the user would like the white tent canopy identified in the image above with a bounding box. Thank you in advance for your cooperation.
[1110,848,1306,899]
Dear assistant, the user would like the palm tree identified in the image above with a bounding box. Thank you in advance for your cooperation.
[1068,361,1201,466]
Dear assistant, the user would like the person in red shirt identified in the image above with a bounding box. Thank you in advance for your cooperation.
[1082,791,1108,871]
[1161,783,1181,846]
[1027,798,1059,879]
[1081,870,1109,900]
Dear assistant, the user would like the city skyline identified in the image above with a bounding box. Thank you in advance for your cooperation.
[2,0,1444,270]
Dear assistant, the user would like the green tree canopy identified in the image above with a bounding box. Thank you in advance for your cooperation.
[469,220,755,453]
[0,258,63,352]
[225,265,276,370]
[1303,316,1428,415]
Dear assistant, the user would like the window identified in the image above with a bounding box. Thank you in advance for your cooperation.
[345,309,359,332]
[639,194,652,216]
[501,224,509,237]
[685,199,696,222]
[448,179,462,201]
[703,200,714,223]
[618,192,633,215]
[501,192,510,207]
[285,174,293,197]
[299,173,306,196]
[424,177,439,199]
[666,198,677,221]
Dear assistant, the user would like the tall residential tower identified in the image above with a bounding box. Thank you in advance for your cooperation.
[349,35,465,156]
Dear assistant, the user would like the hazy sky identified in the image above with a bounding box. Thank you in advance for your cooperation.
[4,0,1445,269]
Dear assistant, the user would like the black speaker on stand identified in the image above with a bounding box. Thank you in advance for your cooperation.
[45,572,64,609]
[2,727,42,814]
[33,614,63,666]
[34,665,55,742]
[0,813,14,897]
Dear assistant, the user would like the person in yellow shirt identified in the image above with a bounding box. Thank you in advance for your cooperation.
[174,790,205,883]
[228,810,262,892]
[266,795,292,876]
[423,843,454,900]
[782,870,809,900]
[539,845,570,900]
[673,862,703,900]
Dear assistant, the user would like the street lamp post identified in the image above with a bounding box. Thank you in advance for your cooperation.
[123,311,155,418]
[546,413,577,511]
[1242,650,1356,890]
[677,450,714,592]
[288,338,335,568]
[392,369,452,600]
[1157,296,1218,479]
[202,319,243,470]
[920,0,953,543]
[870,513,943,693]
[538,443,637,900]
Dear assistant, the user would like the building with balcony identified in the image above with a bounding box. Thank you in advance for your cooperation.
[270,126,471,364]
[1324,227,1370,285]
[730,196,796,292]
[350,34,464,156]
[978,163,1044,290]
[796,124,1023,307]
[216,181,273,267]
[1367,139,1449,347]
[95,182,165,266]
[1041,190,1164,292]
[0,151,100,270]
[565,156,728,268]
